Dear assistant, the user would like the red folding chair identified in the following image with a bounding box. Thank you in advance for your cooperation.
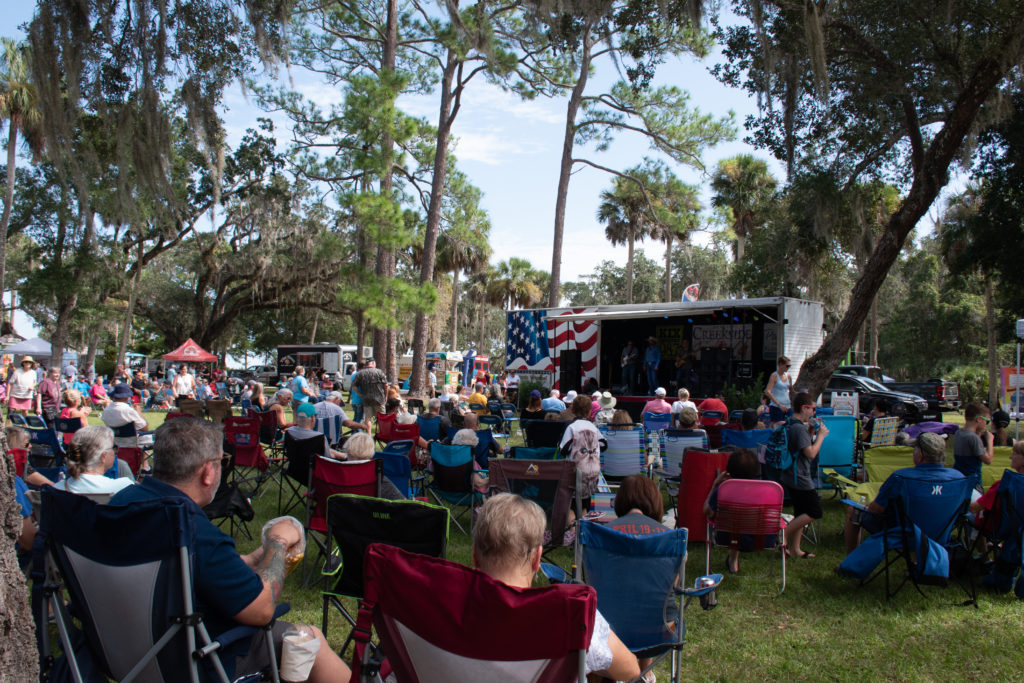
[116,447,144,476]
[391,423,420,467]
[677,449,731,543]
[223,416,271,495]
[165,412,193,421]
[351,543,596,683]
[375,412,397,445]
[305,456,382,586]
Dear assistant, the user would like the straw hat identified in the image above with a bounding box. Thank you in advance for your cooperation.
[598,391,617,410]
[20,356,35,367]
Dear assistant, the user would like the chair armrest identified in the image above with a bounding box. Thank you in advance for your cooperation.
[678,574,722,598]
[540,563,570,584]
[204,603,291,654]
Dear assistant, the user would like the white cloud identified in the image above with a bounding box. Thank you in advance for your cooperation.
[450,131,545,165]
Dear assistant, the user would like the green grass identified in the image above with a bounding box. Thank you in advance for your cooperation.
[119,407,1024,681]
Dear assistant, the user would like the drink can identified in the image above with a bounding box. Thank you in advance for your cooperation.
[698,576,718,610]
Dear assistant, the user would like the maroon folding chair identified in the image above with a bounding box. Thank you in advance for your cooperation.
[223,416,271,495]
[375,412,398,445]
[116,447,144,476]
[165,412,192,421]
[305,456,382,585]
[352,543,596,683]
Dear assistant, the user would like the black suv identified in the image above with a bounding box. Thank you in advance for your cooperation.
[823,374,929,422]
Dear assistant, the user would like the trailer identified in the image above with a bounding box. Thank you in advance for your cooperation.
[277,344,372,384]
[505,297,825,397]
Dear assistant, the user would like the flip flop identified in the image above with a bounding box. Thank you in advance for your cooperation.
[787,550,816,559]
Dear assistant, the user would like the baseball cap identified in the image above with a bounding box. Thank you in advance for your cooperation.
[655,387,667,397]
[296,402,317,418]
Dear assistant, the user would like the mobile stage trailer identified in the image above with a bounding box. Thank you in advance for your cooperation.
[505,297,824,397]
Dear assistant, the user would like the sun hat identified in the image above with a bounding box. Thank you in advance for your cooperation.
[20,356,35,366]
[111,383,133,399]
[598,391,617,410]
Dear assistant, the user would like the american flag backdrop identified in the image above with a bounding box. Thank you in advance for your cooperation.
[506,307,599,389]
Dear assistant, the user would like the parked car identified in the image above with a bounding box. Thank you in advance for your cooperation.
[823,374,929,423]
[836,364,887,382]
[883,379,959,421]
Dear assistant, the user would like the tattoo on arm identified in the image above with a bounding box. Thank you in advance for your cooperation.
[256,536,288,603]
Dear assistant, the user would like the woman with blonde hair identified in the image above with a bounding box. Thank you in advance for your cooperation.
[55,425,135,495]
[59,389,92,445]
[250,381,267,410]
[340,432,405,500]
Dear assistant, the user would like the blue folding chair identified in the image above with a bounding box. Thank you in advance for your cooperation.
[598,424,648,478]
[426,443,482,535]
[473,427,500,468]
[35,487,286,682]
[12,412,48,429]
[374,449,413,498]
[546,521,722,683]
[500,402,520,438]
[993,469,1024,585]
[816,415,859,485]
[658,429,709,479]
[721,428,773,453]
[862,474,975,604]
[416,413,444,442]
[642,411,672,433]
[479,413,509,448]
[509,446,560,460]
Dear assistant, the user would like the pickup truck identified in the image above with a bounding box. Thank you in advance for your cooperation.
[883,379,959,421]
[834,366,958,421]
[824,374,929,423]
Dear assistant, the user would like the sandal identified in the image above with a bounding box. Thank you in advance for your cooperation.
[787,550,816,559]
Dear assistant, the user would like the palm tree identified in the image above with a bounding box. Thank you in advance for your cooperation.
[435,223,491,350]
[710,154,777,263]
[597,176,654,304]
[487,257,543,311]
[640,164,701,302]
[0,38,44,327]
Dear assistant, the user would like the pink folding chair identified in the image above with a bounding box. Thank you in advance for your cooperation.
[352,543,597,683]
[705,478,788,593]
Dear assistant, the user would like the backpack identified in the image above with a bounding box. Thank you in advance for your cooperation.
[764,418,799,481]
[565,424,603,499]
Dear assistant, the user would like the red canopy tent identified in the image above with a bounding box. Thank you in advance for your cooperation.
[162,338,218,364]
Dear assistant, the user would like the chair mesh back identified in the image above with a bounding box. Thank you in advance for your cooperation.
[430,444,475,494]
[374,451,412,498]
[224,417,267,469]
[417,415,442,442]
[311,457,381,527]
[285,432,326,486]
[660,429,709,477]
[714,479,785,536]
[326,495,449,598]
[642,412,672,432]
[489,459,577,547]
[598,425,646,477]
[510,447,559,460]
[523,420,569,448]
[895,475,972,544]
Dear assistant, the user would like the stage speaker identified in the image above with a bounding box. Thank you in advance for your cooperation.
[559,350,582,393]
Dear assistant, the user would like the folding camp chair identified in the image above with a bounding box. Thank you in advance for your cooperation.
[705,479,788,593]
[306,456,382,584]
[405,398,424,415]
[598,424,648,479]
[321,494,449,657]
[279,431,326,517]
[391,422,420,451]
[721,428,772,458]
[992,469,1024,587]
[569,521,722,683]
[26,425,67,468]
[351,543,597,683]
[176,398,205,418]
[509,446,559,460]
[315,414,346,447]
[471,427,500,468]
[35,487,284,683]
[861,415,901,449]
[415,413,444,442]
[12,412,48,429]
[467,402,486,414]
[816,415,859,486]
[204,444,257,540]
[501,402,520,438]
[223,416,271,496]
[373,449,413,498]
[10,446,28,478]
[642,411,672,440]
[111,422,155,452]
[657,428,709,479]
[478,413,509,448]
[204,399,232,424]
[863,446,915,483]
[523,419,569,448]
[374,412,398,445]
[676,449,731,544]
[165,411,193,421]
[858,474,975,605]
[426,442,482,535]
[53,416,83,445]
[489,458,581,561]
[249,408,285,457]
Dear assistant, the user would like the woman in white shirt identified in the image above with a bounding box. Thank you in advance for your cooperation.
[8,357,39,417]
[54,425,135,495]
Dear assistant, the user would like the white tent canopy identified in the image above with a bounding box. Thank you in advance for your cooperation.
[1,336,55,360]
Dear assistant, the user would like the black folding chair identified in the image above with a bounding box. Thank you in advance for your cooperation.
[523,419,570,448]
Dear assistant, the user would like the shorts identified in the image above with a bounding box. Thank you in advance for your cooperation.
[786,486,822,520]
[234,620,290,676]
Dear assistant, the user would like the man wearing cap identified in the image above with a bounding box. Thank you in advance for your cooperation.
[288,402,344,459]
[541,389,566,412]
[842,432,964,553]
[315,391,367,432]
[7,356,40,417]
[641,387,672,415]
[102,382,153,448]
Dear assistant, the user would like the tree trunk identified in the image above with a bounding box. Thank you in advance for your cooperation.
[664,232,673,302]
[478,299,487,354]
[0,119,17,328]
[626,231,635,304]
[986,275,998,406]
[356,310,366,361]
[50,296,77,376]
[450,269,460,350]
[116,241,144,368]
[85,332,99,377]
[735,233,746,262]
[386,328,397,383]
[309,309,319,344]
[0,428,39,680]
[548,28,594,308]
[410,51,458,398]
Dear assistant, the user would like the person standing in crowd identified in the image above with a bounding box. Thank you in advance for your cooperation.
[762,355,793,423]
[37,366,63,424]
[954,402,994,491]
[781,392,829,560]
[7,357,39,418]
[352,359,388,424]
[643,337,661,394]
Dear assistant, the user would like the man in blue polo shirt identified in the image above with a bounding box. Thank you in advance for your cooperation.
[111,418,350,682]
[843,431,964,553]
